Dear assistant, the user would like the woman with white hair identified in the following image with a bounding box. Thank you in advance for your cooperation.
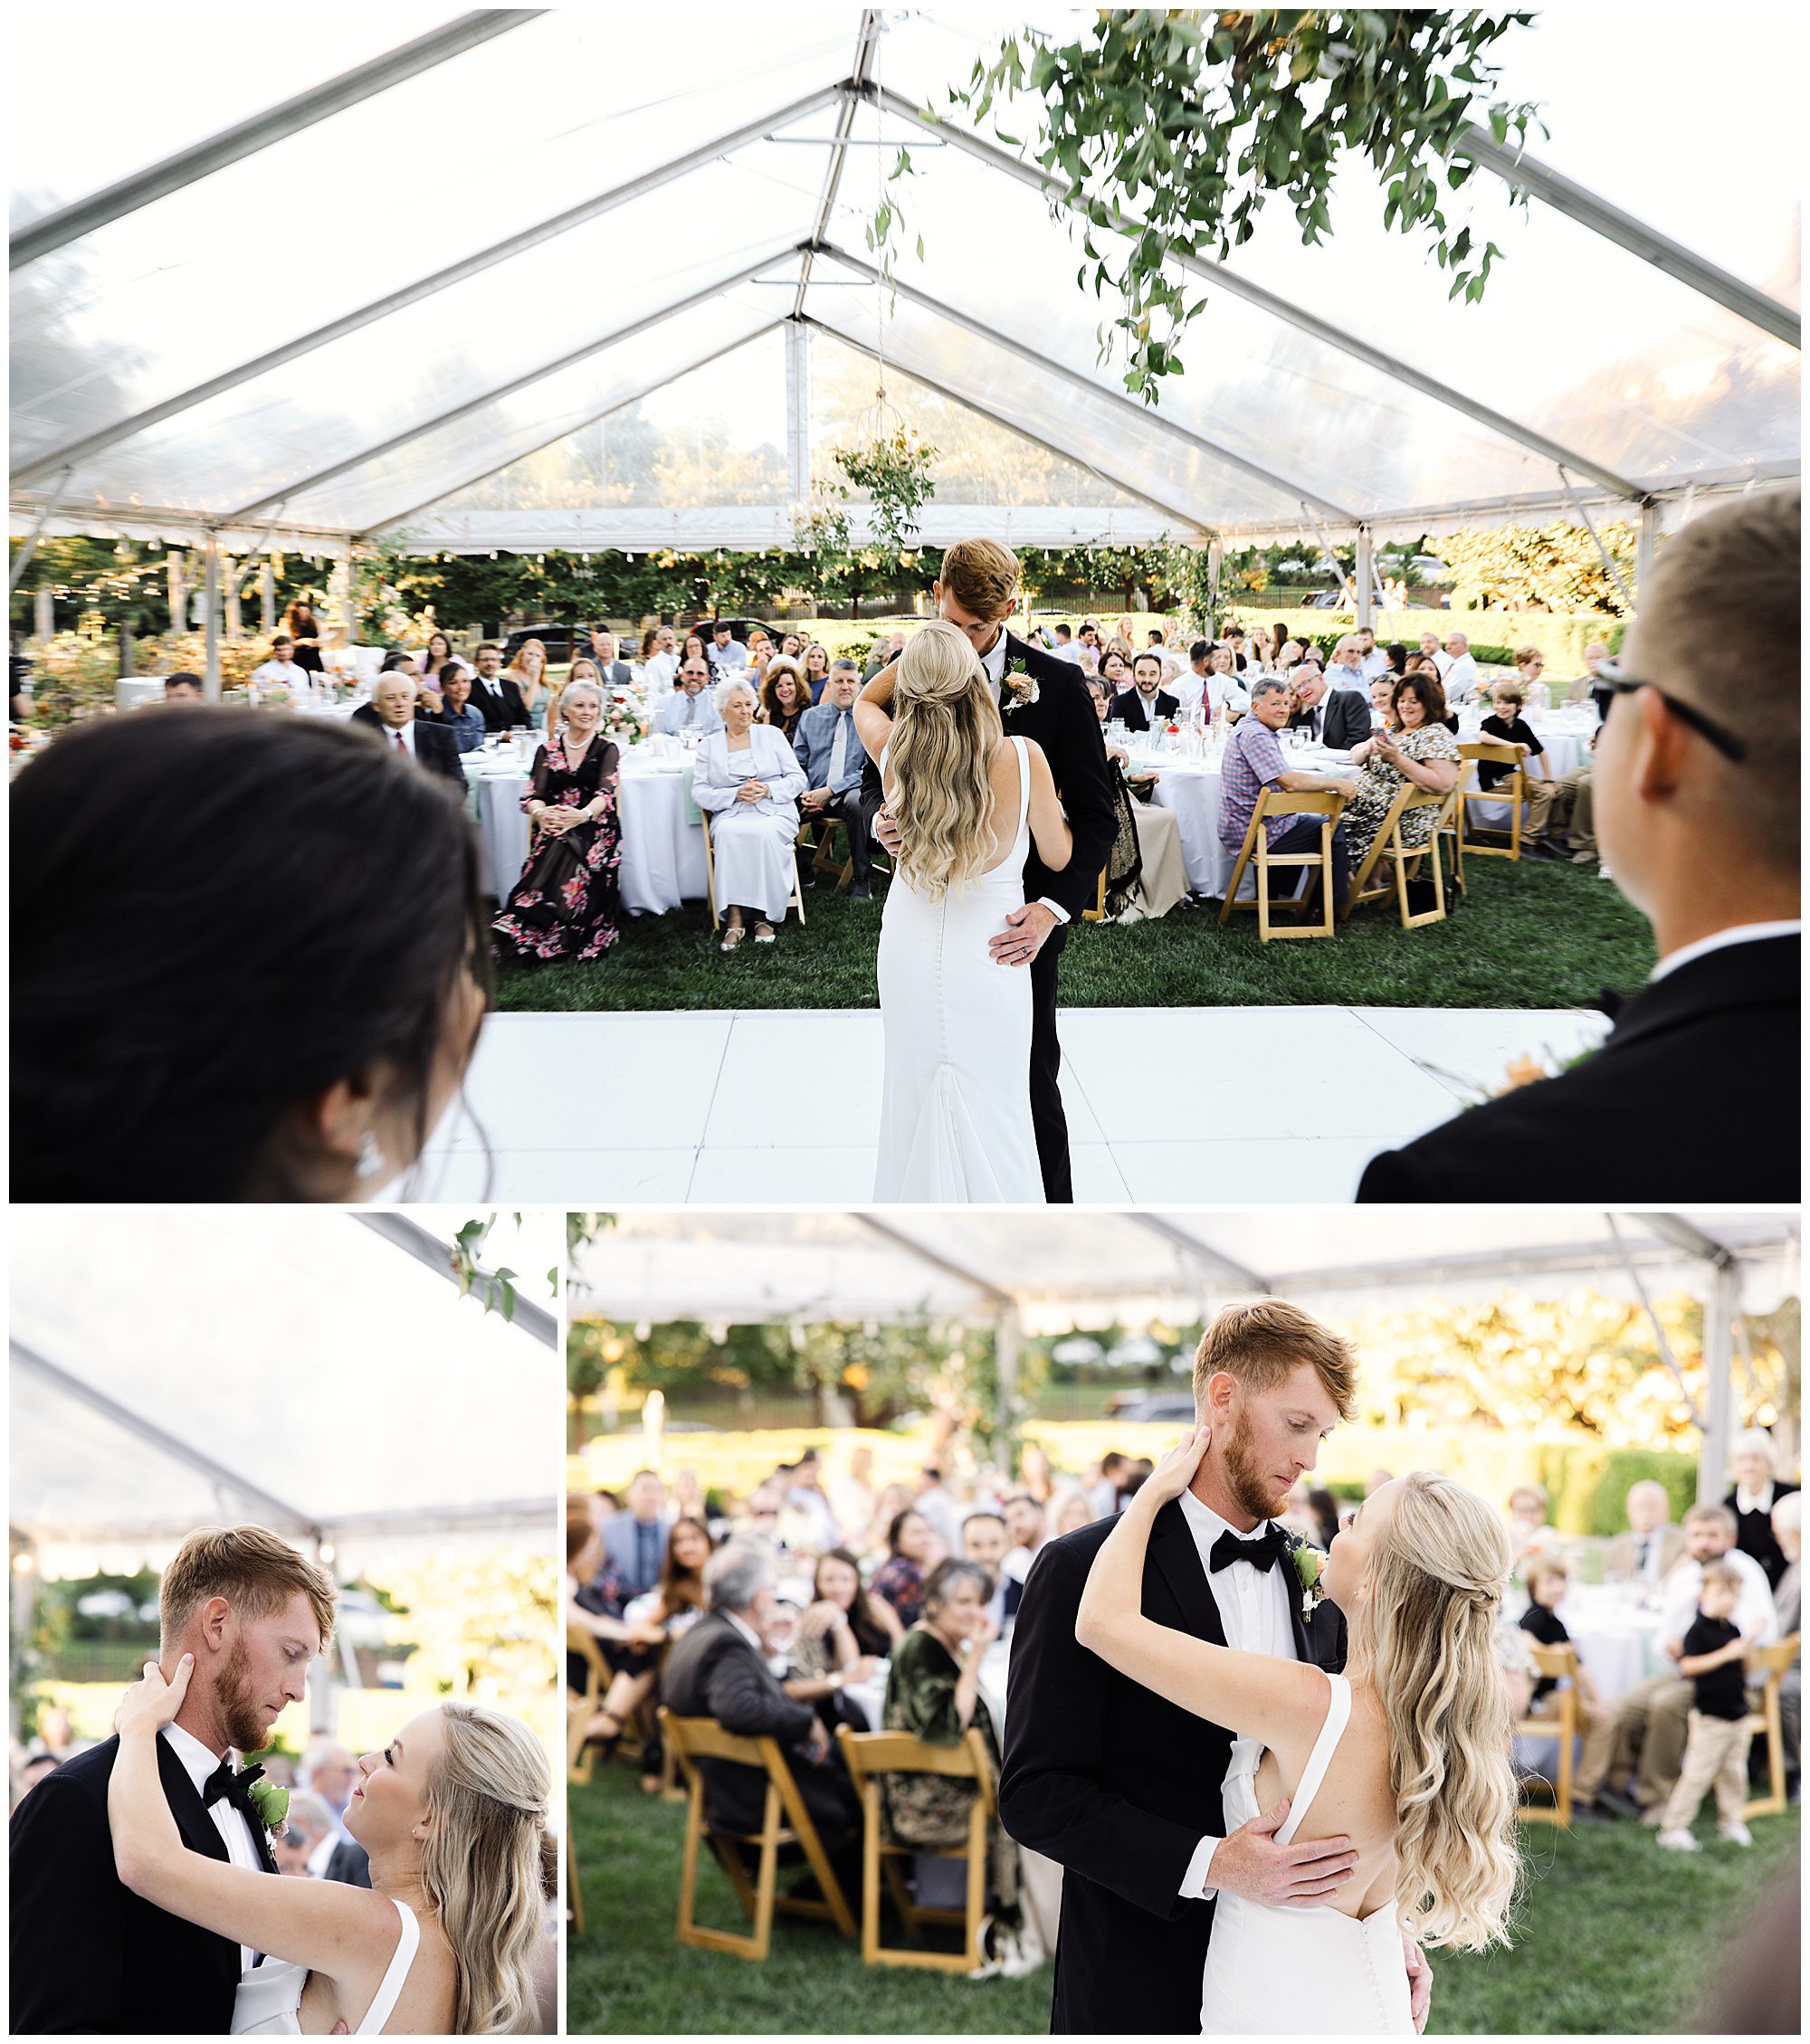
[492,677,623,964]
[692,676,806,949]
[1726,1427,1798,1590]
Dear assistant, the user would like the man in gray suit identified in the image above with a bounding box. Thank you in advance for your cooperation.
[1286,670,1370,751]
[1602,1480,1690,1589]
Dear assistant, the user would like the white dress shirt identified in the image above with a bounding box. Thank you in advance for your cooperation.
[1658,1548,1778,1648]
[1356,648,1392,682]
[1649,919,1800,985]
[162,1722,265,1973]
[1442,652,1481,700]
[1176,1492,1300,1899]
[377,718,416,758]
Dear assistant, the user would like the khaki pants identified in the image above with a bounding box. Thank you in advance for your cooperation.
[1573,1673,1695,1808]
[1551,762,1596,860]
[1660,1711,1752,1831]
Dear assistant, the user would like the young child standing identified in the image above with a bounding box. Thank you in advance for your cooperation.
[1656,1561,1756,1849]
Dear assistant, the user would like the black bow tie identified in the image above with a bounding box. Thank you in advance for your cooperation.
[1210,1526,1289,1573]
[203,1759,264,1825]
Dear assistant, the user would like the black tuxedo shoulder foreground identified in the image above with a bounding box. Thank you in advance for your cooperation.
[1000,1507,1346,2035]
[1358,933,1800,1201]
[10,1733,270,2034]
[661,1611,855,1853]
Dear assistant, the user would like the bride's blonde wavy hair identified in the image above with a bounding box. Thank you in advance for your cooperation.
[885,620,1004,899]
[1360,1472,1520,1952]
[419,1702,550,2033]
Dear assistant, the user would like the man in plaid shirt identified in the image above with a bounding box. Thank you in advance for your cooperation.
[1220,676,1352,910]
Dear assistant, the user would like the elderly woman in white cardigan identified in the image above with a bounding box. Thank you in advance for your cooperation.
[693,676,807,948]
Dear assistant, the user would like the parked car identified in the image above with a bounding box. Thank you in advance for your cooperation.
[1302,588,1348,608]
[500,623,586,666]
[1109,1392,1198,1424]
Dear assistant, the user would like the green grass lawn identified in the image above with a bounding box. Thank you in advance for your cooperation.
[567,1755,1796,2034]
[501,856,1655,1014]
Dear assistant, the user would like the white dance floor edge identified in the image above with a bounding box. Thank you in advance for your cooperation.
[391,1003,1613,1204]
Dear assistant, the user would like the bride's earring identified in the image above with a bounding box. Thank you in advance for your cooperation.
[357,1131,388,1182]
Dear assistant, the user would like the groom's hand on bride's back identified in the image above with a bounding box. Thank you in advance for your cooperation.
[874,803,903,855]
[1213,1797,1358,1907]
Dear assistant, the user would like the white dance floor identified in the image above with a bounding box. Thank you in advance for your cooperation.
[392,1003,1612,1205]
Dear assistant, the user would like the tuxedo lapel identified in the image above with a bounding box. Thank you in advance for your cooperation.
[157,1735,231,1865]
[1148,1499,1226,1646]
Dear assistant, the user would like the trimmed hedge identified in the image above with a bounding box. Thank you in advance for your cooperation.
[1234,606,1626,672]
[1537,1442,1700,1536]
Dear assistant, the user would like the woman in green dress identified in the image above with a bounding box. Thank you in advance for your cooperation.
[880,1558,1021,1925]
[1339,668,1462,872]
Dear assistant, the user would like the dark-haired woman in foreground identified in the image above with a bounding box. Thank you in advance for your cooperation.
[11,710,489,1201]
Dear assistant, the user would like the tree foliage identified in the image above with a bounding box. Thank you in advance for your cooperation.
[916,8,1541,402]
[1431,520,1637,615]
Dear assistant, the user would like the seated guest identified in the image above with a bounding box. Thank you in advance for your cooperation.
[1418,630,1447,673]
[1580,639,1615,715]
[872,1508,937,1628]
[1114,651,1180,734]
[660,1539,860,1877]
[1517,1556,1610,1803]
[1324,637,1369,691]
[502,637,552,730]
[1478,680,1561,848]
[1513,644,1549,703]
[1285,669,1370,750]
[1085,679,1184,919]
[795,1549,901,1722]
[1073,620,1100,670]
[962,1511,1014,1632]
[862,629,907,681]
[1218,677,1351,910]
[745,629,774,685]
[162,670,205,705]
[1655,1562,1759,1850]
[640,623,679,696]
[1220,624,1254,674]
[465,642,531,731]
[1726,1429,1798,1590]
[794,661,875,899]
[1095,646,1135,711]
[350,672,466,789]
[419,631,471,695]
[758,656,812,745]
[651,654,724,736]
[566,1510,666,1761]
[1771,1493,1801,1788]
[603,1470,672,1600]
[693,677,806,950]
[1441,631,1483,702]
[881,1559,1026,1958]
[1367,675,1396,729]
[1050,623,1076,661]
[11,709,487,1199]
[1361,490,1799,1200]
[708,621,748,677]
[1352,625,1391,682]
[250,634,314,704]
[424,665,489,753]
[1338,670,1462,879]
[1383,642,1410,678]
[613,1515,714,1792]
[1276,637,1308,670]
[582,629,633,693]
[491,679,623,965]
[1604,1480,1688,1590]
[999,1494,1047,1625]
[803,641,833,702]
[1303,1486,1342,1553]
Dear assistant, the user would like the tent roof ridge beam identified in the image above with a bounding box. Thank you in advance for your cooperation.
[359,317,789,537]
[1127,1215,1272,1294]
[12,83,847,491]
[793,9,882,321]
[852,1215,1016,1307]
[812,240,1356,521]
[800,314,1205,532]
[351,1213,555,1348]
[10,1336,326,1538]
[226,245,803,523]
[863,83,1643,504]
[1457,125,1799,350]
[9,12,543,272]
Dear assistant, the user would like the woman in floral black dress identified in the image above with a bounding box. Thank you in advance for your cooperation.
[492,680,623,962]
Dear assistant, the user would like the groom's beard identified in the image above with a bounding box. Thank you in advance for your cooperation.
[1222,1414,1287,1524]
[218,1637,274,1754]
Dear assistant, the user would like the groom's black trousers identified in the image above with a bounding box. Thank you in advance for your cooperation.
[1029,927,1072,1203]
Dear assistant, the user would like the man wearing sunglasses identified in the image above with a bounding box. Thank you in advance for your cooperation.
[1358,488,1799,1202]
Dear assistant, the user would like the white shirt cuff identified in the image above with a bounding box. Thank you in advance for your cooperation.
[1179,1833,1222,1900]
[1037,896,1072,925]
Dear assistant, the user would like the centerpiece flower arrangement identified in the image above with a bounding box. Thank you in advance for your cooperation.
[603,692,649,746]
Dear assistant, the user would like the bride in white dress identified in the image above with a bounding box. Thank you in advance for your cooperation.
[855,621,1073,1203]
[110,1663,549,2033]
[1077,1429,1520,2036]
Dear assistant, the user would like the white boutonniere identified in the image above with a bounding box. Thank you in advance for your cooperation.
[1291,1538,1327,1623]
[1002,653,1039,712]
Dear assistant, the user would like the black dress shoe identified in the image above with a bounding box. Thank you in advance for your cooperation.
[1594,1787,1641,1820]
[849,881,872,900]
[1569,1798,1614,1823]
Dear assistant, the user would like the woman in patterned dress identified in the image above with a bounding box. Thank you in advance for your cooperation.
[1339,669,1462,871]
[492,680,623,963]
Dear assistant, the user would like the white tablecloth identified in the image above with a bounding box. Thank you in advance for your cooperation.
[464,747,710,915]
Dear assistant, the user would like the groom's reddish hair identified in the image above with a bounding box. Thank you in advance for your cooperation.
[1191,1301,1358,1421]
[159,1524,338,1650]
[940,538,1021,620]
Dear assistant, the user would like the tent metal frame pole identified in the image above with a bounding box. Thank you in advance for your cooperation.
[362,319,788,537]
[792,11,881,322]
[351,1212,557,1349]
[11,83,846,490]
[10,13,543,272]
[1354,525,1375,630]
[5,465,72,597]
[1457,126,1800,350]
[1126,1214,1270,1294]
[1699,1263,1739,1505]
[202,533,221,700]
[783,318,812,512]
[227,246,803,521]
[866,83,1645,504]
[11,1337,327,1538]
[852,1215,1016,1307]
[813,241,1357,520]
[1635,499,1661,593]
[1558,468,1635,606]
[802,315,1205,533]
[1297,499,1359,608]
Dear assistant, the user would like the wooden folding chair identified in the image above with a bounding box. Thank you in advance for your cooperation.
[1741,1635,1800,1820]
[704,813,805,933]
[1217,788,1348,941]
[1457,740,1529,860]
[661,1708,856,1962]
[837,1725,996,1973]
[1510,1644,1580,1826]
[567,1629,612,1786]
[797,810,890,893]
[567,1830,585,1936]
[1343,782,1451,930]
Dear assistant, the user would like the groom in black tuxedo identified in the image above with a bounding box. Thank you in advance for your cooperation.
[9,1525,337,2035]
[860,538,1115,1202]
[1001,1303,1429,2036]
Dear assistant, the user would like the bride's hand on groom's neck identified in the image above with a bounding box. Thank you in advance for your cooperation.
[115,1653,194,1738]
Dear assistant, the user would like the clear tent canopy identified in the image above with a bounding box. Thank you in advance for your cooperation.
[9,5,1800,568]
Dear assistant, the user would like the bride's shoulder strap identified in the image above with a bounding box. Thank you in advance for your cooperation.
[1275,1668,1352,1847]
[1011,734,1032,832]
[356,1897,421,2036]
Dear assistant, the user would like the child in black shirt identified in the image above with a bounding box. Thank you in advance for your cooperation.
[1655,1562,1756,1849]
[1479,682,1560,849]
[1516,1558,1613,1814]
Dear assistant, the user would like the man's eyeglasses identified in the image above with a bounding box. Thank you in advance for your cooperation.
[1595,659,1747,762]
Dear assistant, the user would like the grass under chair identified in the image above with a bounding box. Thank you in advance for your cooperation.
[500,852,1655,1015]
[567,1750,1797,2034]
